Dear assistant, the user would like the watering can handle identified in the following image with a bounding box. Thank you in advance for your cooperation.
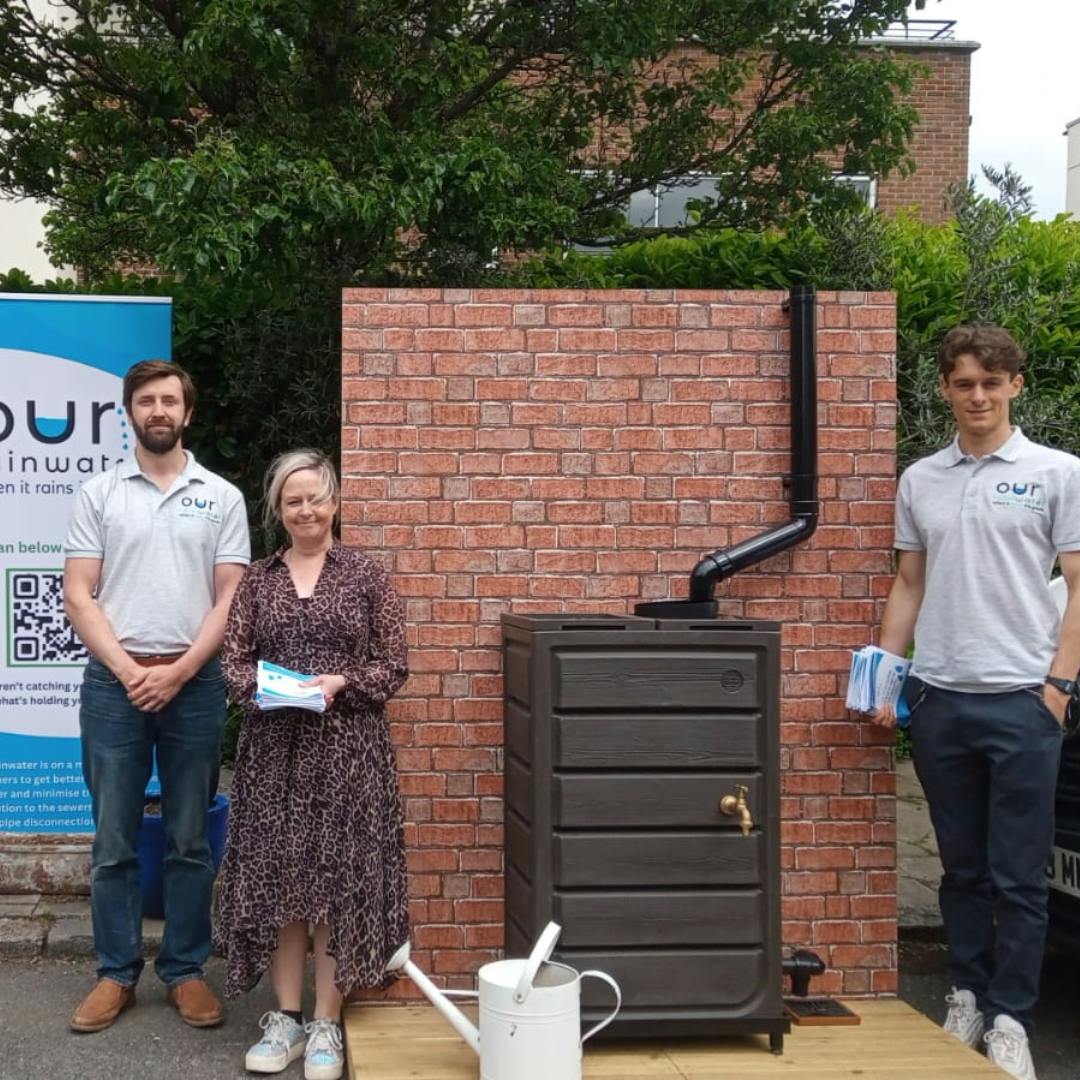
[579,971,622,1044]
[513,921,562,1004]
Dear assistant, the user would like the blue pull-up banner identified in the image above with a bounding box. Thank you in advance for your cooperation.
[0,293,172,833]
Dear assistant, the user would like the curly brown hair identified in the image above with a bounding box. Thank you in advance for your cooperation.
[938,324,1025,380]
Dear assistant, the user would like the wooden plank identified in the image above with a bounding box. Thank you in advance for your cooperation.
[551,648,762,711]
[553,889,765,947]
[566,949,766,1009]
[554,713,762,769]
[344,1001,1001,1080]
[553,773,761,829]
[554,831,761,886]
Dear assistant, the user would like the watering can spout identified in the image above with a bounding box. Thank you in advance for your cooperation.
[386,940,481,1056]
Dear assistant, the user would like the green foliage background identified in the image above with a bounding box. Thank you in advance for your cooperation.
[0,0,920,278]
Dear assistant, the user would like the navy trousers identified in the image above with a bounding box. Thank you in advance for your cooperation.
[909,680,1062,1033]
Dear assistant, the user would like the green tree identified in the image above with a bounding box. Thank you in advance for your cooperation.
[981,161,1035,221]
[1,0,925,285]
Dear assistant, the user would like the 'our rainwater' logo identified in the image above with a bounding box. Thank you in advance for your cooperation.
[991,479,1047,514]
[0,350,128,505]
[177,495,223,525]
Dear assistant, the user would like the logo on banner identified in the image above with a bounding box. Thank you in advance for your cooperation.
[0,354,128,497]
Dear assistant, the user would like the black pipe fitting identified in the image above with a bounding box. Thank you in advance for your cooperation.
[635,286,819,618]
[782,949,827,997]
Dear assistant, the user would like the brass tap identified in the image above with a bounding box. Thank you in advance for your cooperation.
[720,784,753,836]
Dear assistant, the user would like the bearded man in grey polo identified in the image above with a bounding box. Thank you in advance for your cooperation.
[63,360,249,1033]
[869,325,1080,1080]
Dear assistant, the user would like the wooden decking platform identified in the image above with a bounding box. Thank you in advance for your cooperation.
[344,999,1002,1080]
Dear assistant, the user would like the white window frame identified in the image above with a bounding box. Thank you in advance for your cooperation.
[832,172,877,208]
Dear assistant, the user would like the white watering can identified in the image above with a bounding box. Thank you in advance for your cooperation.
[386,922,622,1080]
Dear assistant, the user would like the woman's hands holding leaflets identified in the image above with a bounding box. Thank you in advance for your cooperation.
[301,673,347,708]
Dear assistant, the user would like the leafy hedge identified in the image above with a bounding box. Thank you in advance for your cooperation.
[890,198,1080,468]
[510,195,1080,469]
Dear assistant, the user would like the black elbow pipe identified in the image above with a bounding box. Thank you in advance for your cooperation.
[783,949,827,997]
[635,286,819,618]
[688,284,819,600]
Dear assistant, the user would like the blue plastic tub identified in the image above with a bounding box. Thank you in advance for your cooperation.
[138,793,229,919]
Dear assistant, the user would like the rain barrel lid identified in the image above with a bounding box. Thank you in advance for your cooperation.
[500,613,650,631]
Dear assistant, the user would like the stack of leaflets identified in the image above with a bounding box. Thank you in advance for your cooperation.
[255,659,326,714]
[845,646,911,722]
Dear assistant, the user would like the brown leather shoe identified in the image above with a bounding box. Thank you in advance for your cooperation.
[166,978,223,1027]
[70,979,136,1033]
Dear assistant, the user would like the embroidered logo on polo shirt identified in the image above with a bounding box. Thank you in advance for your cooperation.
[991,480,1047,514]
[176,494,223,524]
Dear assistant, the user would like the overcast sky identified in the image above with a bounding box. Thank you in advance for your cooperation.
[907,1,1079,218]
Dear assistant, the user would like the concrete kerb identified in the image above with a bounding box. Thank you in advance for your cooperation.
[0,898,164,960]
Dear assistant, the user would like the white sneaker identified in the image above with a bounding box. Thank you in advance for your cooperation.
[304,1018,344,1080]
[943,987,985,1049]
[984,1014,1037,1080]
[245,1010,306,1073]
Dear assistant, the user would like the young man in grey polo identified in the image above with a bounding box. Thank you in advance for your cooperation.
[63,360,249,1033]
[870,325,1080,1080]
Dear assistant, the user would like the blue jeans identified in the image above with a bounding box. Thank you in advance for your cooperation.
[80,656,225,987]
[910,680,1062,1033]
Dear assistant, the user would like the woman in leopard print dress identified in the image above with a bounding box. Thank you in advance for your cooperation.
[214,449,408,1078]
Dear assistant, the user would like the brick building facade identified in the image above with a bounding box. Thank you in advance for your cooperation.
[341,287,900,997]
[872,40,977,223]
[589,32,976,234]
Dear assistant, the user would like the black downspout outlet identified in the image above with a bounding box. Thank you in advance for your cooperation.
[635,286,819,619]
[783,949,827,997]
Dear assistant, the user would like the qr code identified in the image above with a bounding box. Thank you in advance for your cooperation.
[6,569,89,666]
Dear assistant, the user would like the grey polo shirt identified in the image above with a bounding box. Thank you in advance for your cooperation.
[895,427,1080,692]
[65,452,250,655]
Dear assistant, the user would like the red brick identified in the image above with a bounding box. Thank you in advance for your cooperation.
[829,945,893,969]
[786,871,839,895]
[454,304,513,327]
[812,920,860,944]
[795,847,855,870]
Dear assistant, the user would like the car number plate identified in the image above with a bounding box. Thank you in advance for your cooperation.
[1047,845,1080,899]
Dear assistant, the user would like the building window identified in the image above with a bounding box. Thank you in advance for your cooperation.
[577,170,876,250]
[624,176,722,229]
[833,173,877,207]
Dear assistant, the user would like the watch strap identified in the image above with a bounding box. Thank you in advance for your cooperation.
[1045,675,1078,696]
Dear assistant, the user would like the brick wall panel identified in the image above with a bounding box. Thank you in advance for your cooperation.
[341,288,897,999]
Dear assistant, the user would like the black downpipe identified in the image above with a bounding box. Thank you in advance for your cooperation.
[635,286,819,619]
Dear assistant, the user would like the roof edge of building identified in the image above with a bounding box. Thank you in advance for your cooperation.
[861,38,980,53]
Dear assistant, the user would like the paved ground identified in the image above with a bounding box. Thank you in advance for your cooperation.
[897,758,944,928]
[2,944,1078,1080]
[900,935,1080,1080]
[0,955,279,1080]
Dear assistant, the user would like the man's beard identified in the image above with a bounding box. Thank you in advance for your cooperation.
[132,418,183,454]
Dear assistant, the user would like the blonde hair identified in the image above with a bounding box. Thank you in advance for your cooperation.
[262,449,340,531]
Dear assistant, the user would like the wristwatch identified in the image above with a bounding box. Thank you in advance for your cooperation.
[1044,675,1078,696]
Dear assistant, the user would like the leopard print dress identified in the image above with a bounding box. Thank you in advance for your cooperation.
[213,542,409,997]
